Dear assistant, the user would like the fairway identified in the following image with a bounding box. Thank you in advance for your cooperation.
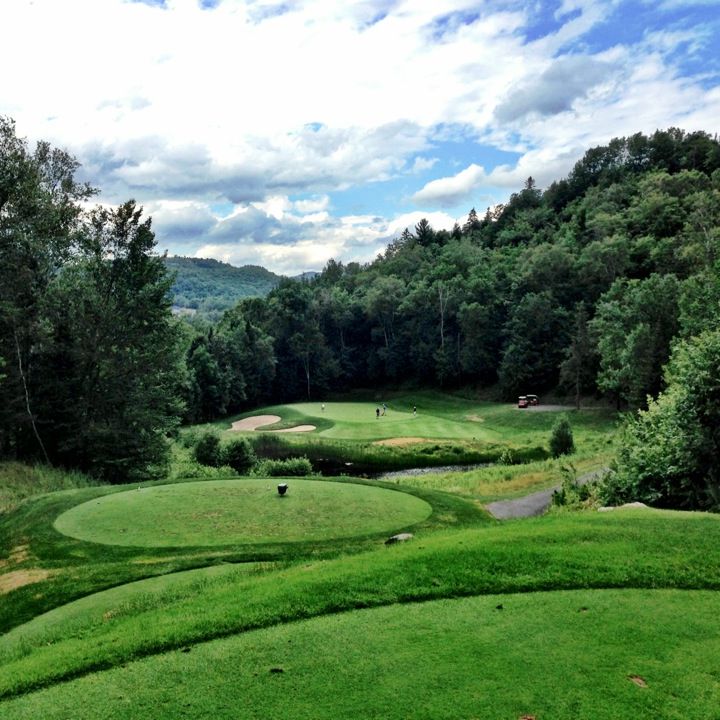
[53,479,432,547]
[227,395,617,448]
[3,589,719,719]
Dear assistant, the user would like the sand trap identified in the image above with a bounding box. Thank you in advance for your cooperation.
[231,415,281,431]
[230,415,315,433]
[373,437,430,447]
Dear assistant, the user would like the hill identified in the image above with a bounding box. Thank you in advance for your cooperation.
[164,256,282,318]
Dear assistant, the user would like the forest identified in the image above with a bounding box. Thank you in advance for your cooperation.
[1,116,718,507]
[164,256,281,319]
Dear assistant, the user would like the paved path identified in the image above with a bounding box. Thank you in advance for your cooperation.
[485,468,609,520]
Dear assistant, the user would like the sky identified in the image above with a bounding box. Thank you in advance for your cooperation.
[2,0,720,275]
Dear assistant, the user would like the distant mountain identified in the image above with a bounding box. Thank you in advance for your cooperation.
[164,256,283,319]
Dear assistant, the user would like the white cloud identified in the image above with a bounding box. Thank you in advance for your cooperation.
[1,0,718,273]
[412,164,487,207]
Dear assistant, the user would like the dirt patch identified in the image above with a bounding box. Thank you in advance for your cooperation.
[0,544,32,569]
[629,675,648,688]
[0,568,53,594]
[272,425,316,433]
[231,415,282,431]
[373,437,430,447]
[465,414,484,422]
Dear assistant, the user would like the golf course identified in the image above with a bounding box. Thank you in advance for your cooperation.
[1,395,719,719]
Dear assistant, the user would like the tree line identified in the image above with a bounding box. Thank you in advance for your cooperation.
[2,116,719,505]
[185,127,720,416]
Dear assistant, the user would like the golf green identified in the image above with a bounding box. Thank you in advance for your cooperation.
[53,479,432,547]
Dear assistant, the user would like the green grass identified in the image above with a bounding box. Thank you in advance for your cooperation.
[2,508,720,699]
[0,473,485,636]
[0,462,99,515]
[53,479,433,546]
[390,452,613,502]
[3,589,718,719]
[224,392,617,445]
[205,392,618,475]
[4,396,709,719]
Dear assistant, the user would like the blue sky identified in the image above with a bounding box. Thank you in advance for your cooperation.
[2,0,719,274]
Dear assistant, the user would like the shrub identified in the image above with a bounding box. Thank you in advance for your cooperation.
[193,432,222,467]
[222,438,256,474]
[601,330,720,510]
[549,416,575,458]
[252,457,313,477]
[249,434,290,459]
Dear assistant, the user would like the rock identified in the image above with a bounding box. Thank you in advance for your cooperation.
[598,502,649,512]
[385,533,414,545]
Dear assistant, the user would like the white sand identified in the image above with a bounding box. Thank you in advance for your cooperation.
[230,415,316,433]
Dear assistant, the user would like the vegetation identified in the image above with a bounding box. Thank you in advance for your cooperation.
[0,117,182,483]
[3,117,719,508]
[549,415,575,457]
[164,256,281,319]
[603,329,720,509]
[0,462,98,515]
[4,589,719,719]
[1,472,720,712]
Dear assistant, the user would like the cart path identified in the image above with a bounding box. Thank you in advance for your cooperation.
[485,468,610,520]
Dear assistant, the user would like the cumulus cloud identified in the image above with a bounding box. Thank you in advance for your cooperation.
[1,0,718,273]
[494,56,616,123]
[412,164,487,207]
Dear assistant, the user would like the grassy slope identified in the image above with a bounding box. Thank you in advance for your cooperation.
[2,508,719,698]
[0,463,99,515]
[0,475,485,634]
[3,589,718,719]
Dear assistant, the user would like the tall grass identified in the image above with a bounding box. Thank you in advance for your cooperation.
[0,463,99,515]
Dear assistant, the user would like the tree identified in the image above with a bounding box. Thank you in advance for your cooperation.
[559,303,597,409]
[414,218,435,246]
[590,274,679,408]
[462,208,482,235]
[222,437,256,474]
[549,416,575,458]
[604,330,720,509]
[36,202,184,481]
[498,292,570,398]
[0,117,94,460]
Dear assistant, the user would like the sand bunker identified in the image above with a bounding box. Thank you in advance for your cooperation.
[273,425,316,433]
[373,437,430,447]
[231,415,281,431]
[230,415,315,433]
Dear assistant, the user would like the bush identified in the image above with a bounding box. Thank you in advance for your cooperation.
[252,457,313,477]
[222,438,256,474]
[602,330,720,510]
[193,432,222,467]
[249,434,290,459]
[549,416,575,458]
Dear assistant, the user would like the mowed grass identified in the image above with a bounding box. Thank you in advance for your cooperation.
[53,479,432,547]
[3,508,720,700]
[222,391,618,447]
[3,589,718,720]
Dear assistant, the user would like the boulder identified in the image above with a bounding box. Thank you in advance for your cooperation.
[385,533,414,545]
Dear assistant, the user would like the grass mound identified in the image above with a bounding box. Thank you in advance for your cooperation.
[2,589,719,719]
[53,479,433,547]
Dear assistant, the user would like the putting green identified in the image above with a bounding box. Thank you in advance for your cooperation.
[53,479,432,547]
